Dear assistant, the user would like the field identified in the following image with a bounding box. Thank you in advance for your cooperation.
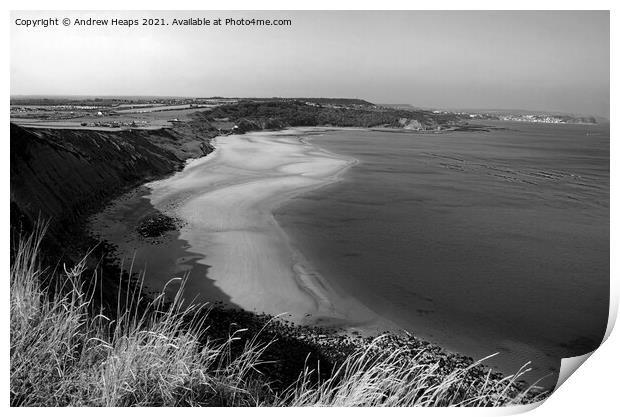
[10,98,225,130]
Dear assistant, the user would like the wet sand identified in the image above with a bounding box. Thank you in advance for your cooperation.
[90,129,384,330]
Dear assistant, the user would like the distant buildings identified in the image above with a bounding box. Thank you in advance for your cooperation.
[498,114,566,124]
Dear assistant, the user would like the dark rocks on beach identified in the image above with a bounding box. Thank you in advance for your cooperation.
[183,303,547,403]
[136,213,182,238]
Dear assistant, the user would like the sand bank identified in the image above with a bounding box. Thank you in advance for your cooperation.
[91,129,382,329]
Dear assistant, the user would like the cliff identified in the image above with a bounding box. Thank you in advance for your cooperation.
[10,123,214,238]
[204,100,461,132]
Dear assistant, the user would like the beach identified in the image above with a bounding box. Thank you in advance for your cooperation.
[90,129,383,330]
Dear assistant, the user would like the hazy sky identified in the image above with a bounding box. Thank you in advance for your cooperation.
[11,10,610,116]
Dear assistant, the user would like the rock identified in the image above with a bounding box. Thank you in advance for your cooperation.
[136,213,182,238]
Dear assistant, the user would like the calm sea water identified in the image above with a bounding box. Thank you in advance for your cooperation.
[275,122,609,386]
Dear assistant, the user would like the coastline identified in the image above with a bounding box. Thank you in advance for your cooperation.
[86,122,608,392]
[82,125,570,395]
[89,128,388,332]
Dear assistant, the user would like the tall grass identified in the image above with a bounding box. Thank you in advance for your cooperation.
[278,339,546,406]
[10,225,273,406]
[10,227,547,407]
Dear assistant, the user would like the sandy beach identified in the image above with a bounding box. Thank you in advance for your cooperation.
[90,129,383,329]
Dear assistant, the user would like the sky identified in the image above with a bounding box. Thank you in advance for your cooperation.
[11,10,610,117]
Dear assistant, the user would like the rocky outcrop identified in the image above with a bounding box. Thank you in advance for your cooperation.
[398,118,424,130]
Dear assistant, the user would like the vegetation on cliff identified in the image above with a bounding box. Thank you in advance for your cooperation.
[204,100,461,132]
[10,226,547,406]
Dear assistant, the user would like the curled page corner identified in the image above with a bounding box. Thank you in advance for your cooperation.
[555,351,594,390]
[554,304,615,391]
[548,295,617,398]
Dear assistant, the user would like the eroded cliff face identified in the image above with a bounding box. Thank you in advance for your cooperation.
[397,118,424,130]
[10,123,214,236]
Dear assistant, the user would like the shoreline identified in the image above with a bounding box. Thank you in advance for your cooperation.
[84,126,568,392]
[89,128,390,333]
[87,124,604,391]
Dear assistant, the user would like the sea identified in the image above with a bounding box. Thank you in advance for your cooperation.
[274,121,609,387]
